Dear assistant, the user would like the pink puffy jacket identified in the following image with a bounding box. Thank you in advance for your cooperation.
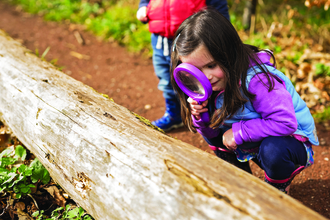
[147,0,206,39]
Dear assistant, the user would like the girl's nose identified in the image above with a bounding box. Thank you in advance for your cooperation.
[206,73,213,80]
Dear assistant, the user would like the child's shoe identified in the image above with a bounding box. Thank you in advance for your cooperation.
[213,148,252,174]
[264,165,305,194]
[152,99,183,131]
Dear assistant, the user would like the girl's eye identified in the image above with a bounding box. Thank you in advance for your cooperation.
[207,63,216,69]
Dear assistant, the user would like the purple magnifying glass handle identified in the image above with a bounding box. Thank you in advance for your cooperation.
[173,63,212,123]
[199,107,210,122]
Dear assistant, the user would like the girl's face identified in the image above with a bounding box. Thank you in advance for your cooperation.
[180,44,226,91]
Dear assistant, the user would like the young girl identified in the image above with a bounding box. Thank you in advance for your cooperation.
[170,8,319,194]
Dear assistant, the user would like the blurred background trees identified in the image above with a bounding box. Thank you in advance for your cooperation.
[6,0,330,118]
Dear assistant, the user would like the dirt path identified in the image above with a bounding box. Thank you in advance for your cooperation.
[0,1,329,218]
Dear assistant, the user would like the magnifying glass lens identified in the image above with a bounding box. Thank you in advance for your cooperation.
[176,70,205,96]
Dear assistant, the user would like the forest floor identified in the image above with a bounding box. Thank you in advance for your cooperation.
[0,1,329,219]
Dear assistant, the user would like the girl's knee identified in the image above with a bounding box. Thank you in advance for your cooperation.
[258,136,285,166]
[258,136,302,179]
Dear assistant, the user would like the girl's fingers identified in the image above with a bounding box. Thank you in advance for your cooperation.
[187,97,209,106]
[201,99,208,107]
[194,115,201,120]
[222,129,238,150]
[188,98,207,110]
[188,97,208,118]
[191,104,205,110]
[191,108,208,117]
[187,97,198,104]
[191,111,200,116]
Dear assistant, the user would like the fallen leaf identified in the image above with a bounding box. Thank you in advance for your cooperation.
[288,9,295,19]
[17,208,33,220]
[322,91,330,101]
[70,51,90,60]
[73,31,85,45]
[297,62,311,79]
[301,82,321,94]
[314,78,325,90]
[44,185,66,207]
[15,201,25,211]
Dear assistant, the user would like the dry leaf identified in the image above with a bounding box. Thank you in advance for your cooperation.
[295,82,302,93]
[73,31,85,45]
[15,201,25,211]
[314,79,325,90]
[0,133,10,152]
[322,91,330,101]
[301,82,321,94]
[70,51,90,60]
[305,0,330,10]
[297,62,311,79]
[288,9,295,19]
[17,208,33,220]
[284,60,298,71]
[44,186,66,207]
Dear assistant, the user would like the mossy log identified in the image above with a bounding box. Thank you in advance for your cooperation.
[0,29,327,220]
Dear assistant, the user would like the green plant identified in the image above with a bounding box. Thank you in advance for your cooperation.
[313,106,330,122]
[230,14,244,31]
[9,0,151,55]
[0,143,93,219]
[30,157,51,184]
[41,46,51,60]
[243,35,268,49]
[315,63,330,76]
[286,50,303,63]
[32,205,92,220]
[0,146,50,198]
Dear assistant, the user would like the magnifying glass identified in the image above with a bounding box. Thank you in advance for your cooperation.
[173,63,212,122]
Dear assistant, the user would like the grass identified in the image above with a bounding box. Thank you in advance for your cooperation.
[9,0,152,56]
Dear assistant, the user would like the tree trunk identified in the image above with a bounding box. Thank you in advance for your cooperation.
[243,0,257,31]
[0,30,326,220]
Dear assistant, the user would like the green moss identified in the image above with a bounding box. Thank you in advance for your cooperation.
[131,112,165,133]
[100,93,114,102]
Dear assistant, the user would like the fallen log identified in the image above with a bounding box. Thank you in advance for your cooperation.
[0,29,327,220]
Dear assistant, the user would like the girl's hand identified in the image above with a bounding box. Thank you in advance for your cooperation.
[136,6,148,22]
[187,97,208,120]
[223,129,237,151]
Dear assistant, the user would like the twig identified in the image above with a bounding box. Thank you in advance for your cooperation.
[27,194,39,210]
[250,14,256,35]
[260,17,267,33]
[0,201,9,217]
[73,31,85,45]
[70,51,90,60]
[0,194,11,217]
[267,22,276,38]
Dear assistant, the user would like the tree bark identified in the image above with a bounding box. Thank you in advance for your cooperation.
[0,30,327,220]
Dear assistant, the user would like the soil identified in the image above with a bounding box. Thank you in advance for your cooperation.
[0,1,329,219]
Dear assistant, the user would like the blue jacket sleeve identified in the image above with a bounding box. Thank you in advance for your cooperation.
[206,0,230,21]
[138,0,149,8]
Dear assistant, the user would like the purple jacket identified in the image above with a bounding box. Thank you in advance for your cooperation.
[193,73,297,142]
